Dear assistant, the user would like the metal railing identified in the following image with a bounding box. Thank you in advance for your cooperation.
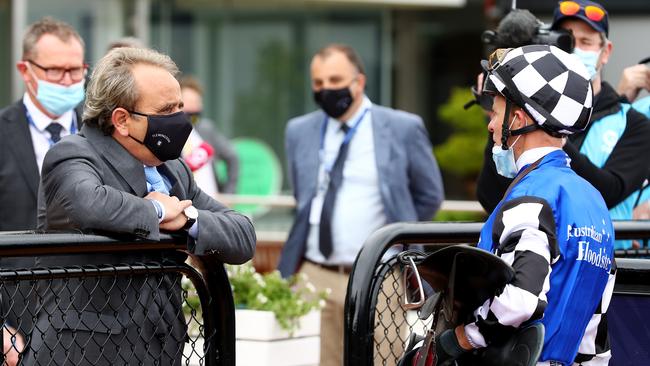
[0,231,235,366]
[344,221,650,366]
[218,194,485,213]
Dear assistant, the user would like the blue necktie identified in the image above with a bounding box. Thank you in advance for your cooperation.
[319,124,351,258]
[144,166,170,195]
[45,122,63,143]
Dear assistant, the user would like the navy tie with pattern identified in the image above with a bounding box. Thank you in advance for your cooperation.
[45,122,63,143]
[318,124,351,259]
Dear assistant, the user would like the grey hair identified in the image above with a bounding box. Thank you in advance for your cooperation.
[23,17,84,60]
[83,47,179,135]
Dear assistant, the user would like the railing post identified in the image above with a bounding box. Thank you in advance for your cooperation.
[187,254,236,366]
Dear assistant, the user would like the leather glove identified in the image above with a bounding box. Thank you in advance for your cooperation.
[435,329,467,366]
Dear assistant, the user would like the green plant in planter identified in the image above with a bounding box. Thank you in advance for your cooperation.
[227,263,328,334]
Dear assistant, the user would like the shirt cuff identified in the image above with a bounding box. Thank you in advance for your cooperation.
[188,220,199,239]
[149,199,165,223]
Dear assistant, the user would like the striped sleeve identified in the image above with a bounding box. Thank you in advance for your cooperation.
[573,261,617,365]
[465,196,557,348]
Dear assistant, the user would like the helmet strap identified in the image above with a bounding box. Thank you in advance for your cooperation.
[502,101,542,148]
[511,123,540,136]
[501,99,512,149]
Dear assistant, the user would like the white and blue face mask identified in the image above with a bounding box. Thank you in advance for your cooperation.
[492,115,522,179]
[34,79,85,116]
[573,47,602,80]
[27,64,85,117]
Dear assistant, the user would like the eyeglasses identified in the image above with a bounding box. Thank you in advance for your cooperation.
[27,60,88,82]
[558,1,606,22]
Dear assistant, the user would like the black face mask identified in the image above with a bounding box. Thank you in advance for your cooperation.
[128,110,193,162]
[313,86,354,119]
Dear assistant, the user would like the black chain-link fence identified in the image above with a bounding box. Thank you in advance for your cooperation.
[371,254,432,365]
[344,221,650,366]
[0,232,235,366]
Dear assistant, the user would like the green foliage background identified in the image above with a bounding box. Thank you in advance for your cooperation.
[434,87,488,178]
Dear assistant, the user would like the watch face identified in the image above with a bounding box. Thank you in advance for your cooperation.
[184,205,199,220]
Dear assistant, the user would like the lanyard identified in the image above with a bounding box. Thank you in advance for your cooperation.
[319,108,369,173]
[25,109,78,146]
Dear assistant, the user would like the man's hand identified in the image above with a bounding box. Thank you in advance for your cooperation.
[145,191,192,231]
[3,326,24,366]
[617,64,650,102]
[160,211,192,231]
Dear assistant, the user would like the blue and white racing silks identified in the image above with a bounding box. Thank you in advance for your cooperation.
[465,150,616,365]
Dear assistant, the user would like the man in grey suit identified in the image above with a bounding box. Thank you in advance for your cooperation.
[27,47,256,364]
[277,44,444,365]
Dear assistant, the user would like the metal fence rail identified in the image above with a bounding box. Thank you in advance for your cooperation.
[0,231,235,366]
[344,221,650,366]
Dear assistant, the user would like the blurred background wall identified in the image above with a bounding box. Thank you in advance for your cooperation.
[2,0,650,200]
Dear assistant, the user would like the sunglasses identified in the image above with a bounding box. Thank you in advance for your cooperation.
[558,1,606,22]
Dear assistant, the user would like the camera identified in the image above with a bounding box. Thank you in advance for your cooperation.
[481,9,574,53]
[531,24,574,53]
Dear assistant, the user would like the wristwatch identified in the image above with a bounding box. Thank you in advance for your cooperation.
[183,205,199,231]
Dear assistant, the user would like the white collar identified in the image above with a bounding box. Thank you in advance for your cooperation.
[22,92,74,132]
[516,146,561,171]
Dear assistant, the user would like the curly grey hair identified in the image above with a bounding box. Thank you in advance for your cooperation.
[83,47,179,135]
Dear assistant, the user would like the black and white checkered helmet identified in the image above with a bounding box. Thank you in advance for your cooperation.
[484,44,593,136]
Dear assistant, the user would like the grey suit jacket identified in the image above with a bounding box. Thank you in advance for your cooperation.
[277,104,444,276]
[0,100,81,231]
[38,123,255,259]
[21,124,256,365]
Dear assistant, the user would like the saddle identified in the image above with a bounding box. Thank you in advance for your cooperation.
[397,245,544,366]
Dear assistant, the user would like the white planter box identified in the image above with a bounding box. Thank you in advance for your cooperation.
[236,309,320,366]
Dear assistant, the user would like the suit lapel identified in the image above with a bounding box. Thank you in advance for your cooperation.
[4,101,40,198]
[303,113,324,198]
[158,163,184,199]
[371,106,391,182]
[82,124,148,197]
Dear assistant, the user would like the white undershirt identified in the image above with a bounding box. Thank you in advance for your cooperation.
[516,147,563,172]
[305,96,388,265]
[23,93,75,174]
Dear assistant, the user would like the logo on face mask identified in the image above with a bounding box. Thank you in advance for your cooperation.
[313,84,354,119]
[128,110,193,162]
[151,133,172,144]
